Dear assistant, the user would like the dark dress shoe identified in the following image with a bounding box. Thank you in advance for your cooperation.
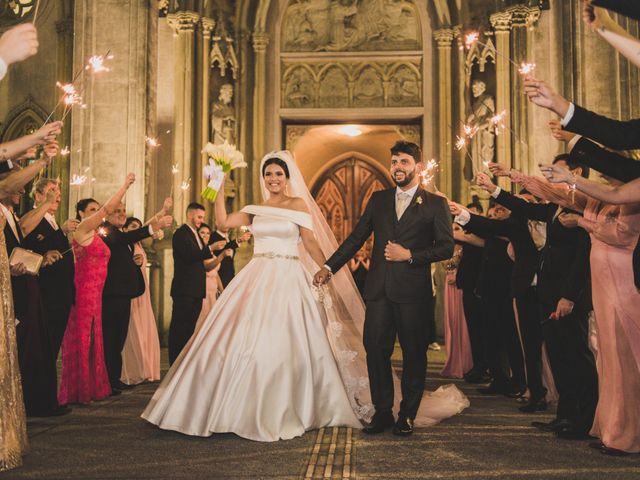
[518,397,547,413]
[29,405,72,417]
[531,419,569,432]
[114,381,134,390]
[464,370,491,384]
[555,425,593,440]
[392,416,414,437]
[589,441,605,451]
[363,411,395,435]
[110,388,122,396]
[600,446,631,456]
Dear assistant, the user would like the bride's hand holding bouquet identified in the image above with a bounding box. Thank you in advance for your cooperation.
[201,141,247,202]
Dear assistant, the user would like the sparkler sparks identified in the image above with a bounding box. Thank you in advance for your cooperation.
[85,54,114,74]
[145,137,160,148]
[171,164,179,174]
[463,124,479,138]
[518,62,536,75]
[180,179,191,192]
[420,159,438,187]
[464,32,479,49]
[455,135,467,151]
[56,82,83,107]
[60,146,70,156]
[97,227,108,237]
[69,174,88,186]
[490,110,507,135]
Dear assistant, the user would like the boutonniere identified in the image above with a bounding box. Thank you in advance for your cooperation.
[415,197,423,205]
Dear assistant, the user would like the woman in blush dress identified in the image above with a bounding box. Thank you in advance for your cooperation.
[120,214,164,386]
[441,233,473,379]
[193,224,227,334]
[498,164,640,456]
[58,174,137,405]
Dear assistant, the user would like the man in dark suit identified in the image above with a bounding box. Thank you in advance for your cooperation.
[455,204,487,383]
[451,191,545,412]
[169,202,216,364]
[101,202,172,392]
[471,205,525,397]
[481,156,598,439]
[209,227,251,287]
[315,140,454,436]
[22,178,77,357]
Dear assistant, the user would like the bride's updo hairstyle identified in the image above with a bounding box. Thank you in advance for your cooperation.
[261,157,290,179]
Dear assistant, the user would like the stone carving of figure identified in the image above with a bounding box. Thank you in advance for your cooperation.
[211,83,236,145]
[466,79,495,178]
[326,0,359,51]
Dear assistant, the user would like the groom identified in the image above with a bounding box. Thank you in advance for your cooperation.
[315,140,454,436]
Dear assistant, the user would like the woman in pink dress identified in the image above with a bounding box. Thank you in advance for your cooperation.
[441,236,473,379]
[120,216,162,385]
[498,166,640,455]
[194,224,227,333]
[58,174,136,405]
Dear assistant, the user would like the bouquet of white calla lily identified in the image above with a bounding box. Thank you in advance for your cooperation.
[201,141,247,202]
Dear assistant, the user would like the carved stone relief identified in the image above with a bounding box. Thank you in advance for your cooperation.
[282,0,421,52]
[282,59,422,108]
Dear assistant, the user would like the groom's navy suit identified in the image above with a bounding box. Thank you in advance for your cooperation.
[326,186,454,419]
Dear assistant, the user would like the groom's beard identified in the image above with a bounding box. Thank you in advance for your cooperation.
[392,168,416,187]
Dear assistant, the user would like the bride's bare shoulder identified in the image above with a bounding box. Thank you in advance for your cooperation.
[286,197,309,213]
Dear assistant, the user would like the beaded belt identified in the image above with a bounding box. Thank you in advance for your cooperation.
[253,252,299,260]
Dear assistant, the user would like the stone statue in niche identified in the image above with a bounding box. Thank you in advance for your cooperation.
[211,83,236,145]
[284,68,315,108]
[466,79,495,179]
[282,0,420,52]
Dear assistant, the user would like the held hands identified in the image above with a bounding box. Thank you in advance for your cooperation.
[9,262,27,276]
[558,212,581,229]
[384,241,411,262]
[581,0,611,32]
[0,23,38,66]
[550,297,575,321]
[448,201,465,217]
[238,231,252,243]
[523,77,570,116]
[488,162,510,177]
[133,253,144,267]
[476,172,497,193]
[549,120,577,143]
[313,267,332,286]
[211,240,227,251]
[62,218,80,234]
[43,250,62,267]
[539,163,573,184]
[34,122,63,145]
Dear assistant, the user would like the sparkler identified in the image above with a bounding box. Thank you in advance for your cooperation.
[60,146,70,156]
[97,226,108,237]
[171,164,179,174]
[490,110,507,136]
[455,135,467,151]
[178,178,192,200]
[420,159,438,187]
[85,53,114,74]
[145,136,160,148]
[464,30,535,76]
[69,174,88,186]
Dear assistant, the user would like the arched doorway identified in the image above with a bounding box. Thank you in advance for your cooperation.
[311,154,392,244]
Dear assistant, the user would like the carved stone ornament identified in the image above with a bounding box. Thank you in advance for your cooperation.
[490,11,512,32]
[281,59,422,108]
[281,0,422,53]
[166,11,199,33]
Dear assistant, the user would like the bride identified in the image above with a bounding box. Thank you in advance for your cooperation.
[142,151,468,441]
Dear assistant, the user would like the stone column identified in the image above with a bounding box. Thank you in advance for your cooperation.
[251,32,269,204]
[433,28,454,197]
[55,15,74,221]
[490,11,513,181]
[195,17,215,198]
[70,0,152,219]
[167,11,199,224]
[453,26,469,205]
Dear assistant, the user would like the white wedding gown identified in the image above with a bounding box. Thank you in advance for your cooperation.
[142,205,469,442]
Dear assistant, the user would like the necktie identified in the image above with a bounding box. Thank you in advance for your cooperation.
[396,192,410,219]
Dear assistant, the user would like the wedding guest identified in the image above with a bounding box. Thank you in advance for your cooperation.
[507,167,640,455]
[451,196,545,412]
[467,204,525,397]
[169,202,216,364]
[0,184,63,417]
[441,237,473,379]
[194,223,227,333]
[21,178,77,357]
[100,191,172,392]
[482,163,597,439]
[120,216,162,386]
[454,203,487,383]
[210,226,251,287]
[427,263,440,352]
[59,176,142,404]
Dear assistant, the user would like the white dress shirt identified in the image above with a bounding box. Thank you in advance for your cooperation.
[0,203,19,241]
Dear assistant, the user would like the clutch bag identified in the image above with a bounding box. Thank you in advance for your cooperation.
[9,247,43,275]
